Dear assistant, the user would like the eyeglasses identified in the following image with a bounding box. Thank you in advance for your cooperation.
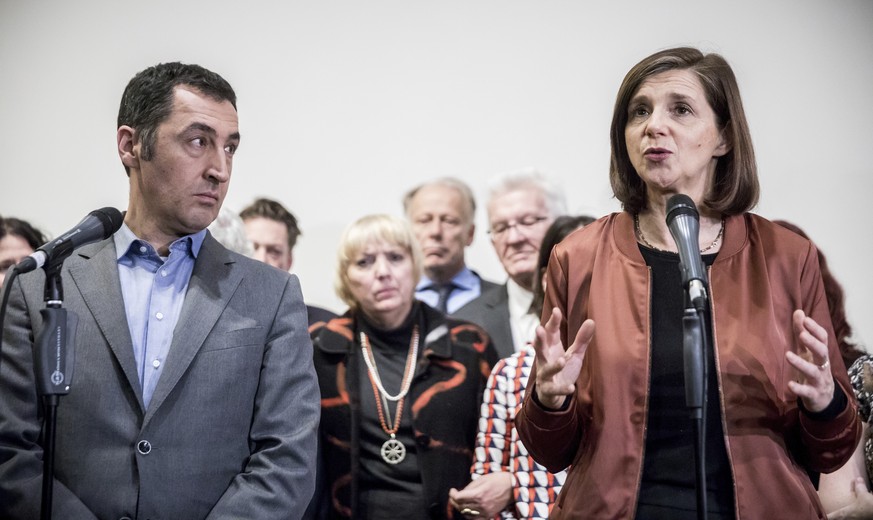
[488,215,549,239]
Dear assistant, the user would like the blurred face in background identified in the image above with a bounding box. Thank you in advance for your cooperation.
[487,187,553,291]
[244,216,293,271]
[407,184,474,282]
[346,239,416,329]
[0,234,34,287]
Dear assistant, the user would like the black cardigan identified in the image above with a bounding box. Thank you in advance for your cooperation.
[310,303,498,519]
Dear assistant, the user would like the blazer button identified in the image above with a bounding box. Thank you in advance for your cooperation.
[136,440,152,455]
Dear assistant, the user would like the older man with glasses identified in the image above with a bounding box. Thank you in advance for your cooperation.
[454,169,566,359]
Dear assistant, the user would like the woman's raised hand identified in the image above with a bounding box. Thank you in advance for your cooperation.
[786,309,836,413]
[532,308,595,410]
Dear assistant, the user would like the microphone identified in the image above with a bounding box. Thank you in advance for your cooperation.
[15,207,124,274]
[666,194,708,309]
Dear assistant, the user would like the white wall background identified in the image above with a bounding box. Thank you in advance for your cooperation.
[2,1,871,349]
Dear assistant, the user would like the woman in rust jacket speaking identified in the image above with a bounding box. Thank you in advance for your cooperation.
[516,47,860,519]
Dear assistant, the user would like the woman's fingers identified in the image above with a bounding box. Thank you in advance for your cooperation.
[567,319,595,357]
[793,309,829,363]
[786,311,836,413]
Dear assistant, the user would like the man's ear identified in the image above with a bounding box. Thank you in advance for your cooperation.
[117,125,140,170]
[465,223,476,246]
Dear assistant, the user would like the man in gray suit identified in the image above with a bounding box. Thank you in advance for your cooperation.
[0,63,319,519]
[453,169,566,359]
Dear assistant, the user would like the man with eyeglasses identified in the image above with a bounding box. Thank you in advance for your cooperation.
[404,177,499,316]
[454,169,567,359]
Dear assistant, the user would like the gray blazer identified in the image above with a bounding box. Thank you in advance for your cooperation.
[452,282,515,359]
[0,234,319,519]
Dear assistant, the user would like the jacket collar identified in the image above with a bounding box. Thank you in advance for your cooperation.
[313,303,454,359]
[613,210,747,264]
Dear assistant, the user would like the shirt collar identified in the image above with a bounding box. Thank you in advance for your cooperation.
[114,222,207,261]
[506,277,534,316]
[417,266,477,291]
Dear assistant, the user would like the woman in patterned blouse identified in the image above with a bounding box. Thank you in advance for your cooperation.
[449,215,594,519]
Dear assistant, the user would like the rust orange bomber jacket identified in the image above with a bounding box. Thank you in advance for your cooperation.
[516,211,861,519]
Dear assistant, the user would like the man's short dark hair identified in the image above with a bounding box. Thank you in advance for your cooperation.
[117,62,237,174]
[239,198,302,250]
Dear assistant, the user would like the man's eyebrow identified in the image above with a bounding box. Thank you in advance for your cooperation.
[183,122,218,136]
[183,122,240,142]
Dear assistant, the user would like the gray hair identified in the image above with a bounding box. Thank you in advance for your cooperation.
[208,207,254,256]
[486,168,567,218]
[402,177,477,225]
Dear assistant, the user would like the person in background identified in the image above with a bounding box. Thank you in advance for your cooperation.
[404,177,498,315]
[454,169,566,359]
[310,214,498,518]
[240,197,336,325]
[449,215,595,520]
[0,62,319,519]
[822,355,873,520]
[0,216,46,288]
[516,47,860,519]
[207,206,253,256]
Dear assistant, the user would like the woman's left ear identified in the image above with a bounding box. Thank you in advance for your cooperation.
[715,128,732,158]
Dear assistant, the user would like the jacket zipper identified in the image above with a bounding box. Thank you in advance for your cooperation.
[630,265,653,518]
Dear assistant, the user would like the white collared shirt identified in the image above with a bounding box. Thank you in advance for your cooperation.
[506,278,537,353]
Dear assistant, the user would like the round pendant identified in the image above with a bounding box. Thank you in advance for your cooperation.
[381,436,406,464]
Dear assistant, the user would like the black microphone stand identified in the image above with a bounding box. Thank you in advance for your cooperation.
[35,263,78,520]
[683,293,709,520]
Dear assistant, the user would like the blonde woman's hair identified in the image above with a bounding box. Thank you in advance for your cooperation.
[334,214,423,311]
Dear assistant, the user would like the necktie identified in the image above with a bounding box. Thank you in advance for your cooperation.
[434,283,456,314]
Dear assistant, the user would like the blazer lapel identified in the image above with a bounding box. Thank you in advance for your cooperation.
[66,239,144,410]
[143,235,242,423]
[486,285,514,358]
[484,284,505,309]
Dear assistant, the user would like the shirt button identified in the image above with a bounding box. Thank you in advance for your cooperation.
[152,359,161,369]
[139,246,147,253]
[161,270,168,277]
[137,440,151,455]
[155,312,164,320]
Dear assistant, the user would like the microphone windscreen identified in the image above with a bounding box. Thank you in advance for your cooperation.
[89,207,124,239]
[666,194,698,226]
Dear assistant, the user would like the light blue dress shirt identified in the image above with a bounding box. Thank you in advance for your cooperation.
[114,224,205,409]
[415,266,482,314]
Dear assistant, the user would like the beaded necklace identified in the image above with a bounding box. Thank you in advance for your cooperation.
[360,326,419,464]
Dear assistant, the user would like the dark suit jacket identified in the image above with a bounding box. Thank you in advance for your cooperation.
[453,282,515,359]
[307,304,337,328]
[0,234,319,519]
